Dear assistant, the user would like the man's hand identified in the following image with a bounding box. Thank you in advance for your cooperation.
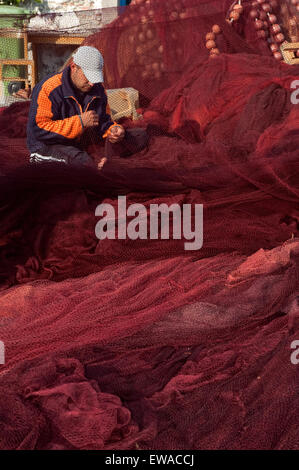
[108,125,125,143]
[81,110,99,128]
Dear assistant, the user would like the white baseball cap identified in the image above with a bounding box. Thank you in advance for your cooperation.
[72,46,104,84]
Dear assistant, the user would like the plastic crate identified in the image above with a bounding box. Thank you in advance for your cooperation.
[106,87,142,121]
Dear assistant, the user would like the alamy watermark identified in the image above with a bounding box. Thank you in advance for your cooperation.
[95,196,203,251]
[290,80,299,105]
[0,341,4,365]
[290,340,299,365]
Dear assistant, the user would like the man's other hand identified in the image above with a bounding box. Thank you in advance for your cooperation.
[81,110,99,128]
[108,125,125,143]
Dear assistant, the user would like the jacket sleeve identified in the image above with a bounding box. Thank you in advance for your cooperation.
[34,85,84,142]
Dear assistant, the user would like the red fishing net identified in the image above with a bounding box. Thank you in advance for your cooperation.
[0,0,299,450]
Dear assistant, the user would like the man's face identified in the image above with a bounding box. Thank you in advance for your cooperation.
[70,62,94,93]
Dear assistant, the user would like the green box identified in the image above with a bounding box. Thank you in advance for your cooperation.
[0,4,30,96]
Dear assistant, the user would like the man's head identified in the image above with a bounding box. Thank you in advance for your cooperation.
[70,46,104,93]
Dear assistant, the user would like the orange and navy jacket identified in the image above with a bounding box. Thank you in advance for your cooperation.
[27,65,117,153]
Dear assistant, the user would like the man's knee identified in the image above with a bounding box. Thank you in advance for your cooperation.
[125,127,149,152]
[105,127,149,158]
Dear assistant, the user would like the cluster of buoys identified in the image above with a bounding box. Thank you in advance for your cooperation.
[205,0,298,62]
[129,0,298,65]
[248,0,287,60]
[205,24,222,58]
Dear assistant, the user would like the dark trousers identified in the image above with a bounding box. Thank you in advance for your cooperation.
[29,128,149,168]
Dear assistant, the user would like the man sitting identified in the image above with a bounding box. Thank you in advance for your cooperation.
[26,46,149,170]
